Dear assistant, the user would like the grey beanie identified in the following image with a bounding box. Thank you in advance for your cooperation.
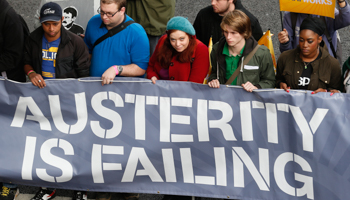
[166,16,196,35]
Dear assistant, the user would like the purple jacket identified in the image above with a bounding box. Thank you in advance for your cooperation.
[279,2,350,58]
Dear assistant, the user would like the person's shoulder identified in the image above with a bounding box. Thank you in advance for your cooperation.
[3,7,22,27]
[255,45,270,54]
[28,26,43,40]
[65,29,85,45]
[235,4,259,22]
[279,48,296,60]
[197,6,214,16]
[87,14,102,25]
[211,40,221,52]
[125,15,147,34]
[195,39,208,51]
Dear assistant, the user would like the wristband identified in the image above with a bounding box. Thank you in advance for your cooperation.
[113,65,119,75]
[27,70,35,76]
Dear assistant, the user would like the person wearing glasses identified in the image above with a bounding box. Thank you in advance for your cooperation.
[84,0,149,86]
[84,0,148,199]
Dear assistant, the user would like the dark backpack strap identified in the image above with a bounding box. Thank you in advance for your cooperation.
[320,16,337,58]
[92,20,135,50]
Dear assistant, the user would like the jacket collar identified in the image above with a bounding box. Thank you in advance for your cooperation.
[294,41,330,63]
[216,35,258,69]
[30,25,70,46]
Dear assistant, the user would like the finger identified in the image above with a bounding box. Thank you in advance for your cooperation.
[37,78,44,88]
[39,79,45,88]
[215,81,220,88]
[101,78,106,86]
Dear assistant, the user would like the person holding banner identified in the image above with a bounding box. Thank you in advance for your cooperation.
[278,0,350,64]
[23,2,90,89]
[146,16,209,84]
[193,0,263,46]
[85,0,149,199]
[22,2,90,200]
[276,17,341,94]
[207,10,275,92]
[84,0,149,86]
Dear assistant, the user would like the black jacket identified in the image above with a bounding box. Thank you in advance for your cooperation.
[0,0,26,82]
[24,25,90,78]
[193,0,263,46]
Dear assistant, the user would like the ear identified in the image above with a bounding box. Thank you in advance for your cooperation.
[120,6,126,13]
[317,35,322,44]
[62,16,64,21]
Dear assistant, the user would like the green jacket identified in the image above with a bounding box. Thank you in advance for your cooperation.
[208,36,275,89]
[126,0,176,36]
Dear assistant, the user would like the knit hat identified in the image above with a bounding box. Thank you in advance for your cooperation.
[166,16,196,35]
[300,17,326,36]
[40,2,62,23]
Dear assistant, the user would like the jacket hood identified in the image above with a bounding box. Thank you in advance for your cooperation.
[29,25,71,46]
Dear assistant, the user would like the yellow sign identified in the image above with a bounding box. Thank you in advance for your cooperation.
[258,30,276,73]
[203,37,213,84]
[279,0,336,19]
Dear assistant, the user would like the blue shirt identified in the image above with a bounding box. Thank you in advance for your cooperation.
[41,36,60,79]
[84,14,150,77]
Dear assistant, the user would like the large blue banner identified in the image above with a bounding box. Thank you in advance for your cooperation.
[1,77,350,200]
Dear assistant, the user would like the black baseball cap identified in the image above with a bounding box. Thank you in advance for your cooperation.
[40,2,62,23]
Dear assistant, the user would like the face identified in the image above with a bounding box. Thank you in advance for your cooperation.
[299,29,322,58]
[62,12,73,27]
[223,25,245,48]
[211,0,232,15]
[169,30,190,53]
[99,2,123,29]
[42,19,62,41]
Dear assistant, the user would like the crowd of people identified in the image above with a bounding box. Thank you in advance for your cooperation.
[1,0,350,200]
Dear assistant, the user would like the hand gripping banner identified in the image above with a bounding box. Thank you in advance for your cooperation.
[1,77,350,200]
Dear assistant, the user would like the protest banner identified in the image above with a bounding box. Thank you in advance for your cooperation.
[279,0,336,18]
[0,77,350,200]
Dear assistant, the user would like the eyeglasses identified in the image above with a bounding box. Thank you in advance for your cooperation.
[97,7,120,18]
